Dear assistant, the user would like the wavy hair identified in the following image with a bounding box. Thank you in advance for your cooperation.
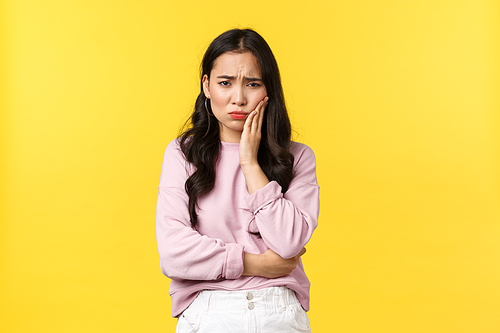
[179,28,294,228]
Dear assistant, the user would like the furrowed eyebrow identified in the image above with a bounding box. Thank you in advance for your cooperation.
[216,75,262,81]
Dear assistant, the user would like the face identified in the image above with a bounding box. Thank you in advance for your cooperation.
[203,51,267,143]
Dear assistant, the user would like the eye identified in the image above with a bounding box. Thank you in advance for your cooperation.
[248,82,261,87]
[218,81,230,86]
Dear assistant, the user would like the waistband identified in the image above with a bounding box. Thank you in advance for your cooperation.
[189,286,300,313]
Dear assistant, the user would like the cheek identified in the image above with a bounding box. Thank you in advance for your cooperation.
[209,88,228,108]
[257,86,268,99]
[211,96,225,108]
[260,89,268,100]
[250,90,268,107]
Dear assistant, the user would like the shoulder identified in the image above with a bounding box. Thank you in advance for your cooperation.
[289,141,316,166]
[165,137,182,156]
[159,138,192,186]
[288,141,318,185]
[163,137,190,164]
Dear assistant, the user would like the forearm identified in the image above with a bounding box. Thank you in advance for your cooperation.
[257,201,315,258]
[242,253,261,277]
[157,187,244,281]
[242,249,306,279]
[245,181,319,259]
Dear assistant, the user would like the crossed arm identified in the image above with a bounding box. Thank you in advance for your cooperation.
[156,97,318,281]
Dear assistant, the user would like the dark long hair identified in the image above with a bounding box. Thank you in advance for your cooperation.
[180,28,294,228]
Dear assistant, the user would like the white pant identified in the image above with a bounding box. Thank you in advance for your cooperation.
[175,286,311,333]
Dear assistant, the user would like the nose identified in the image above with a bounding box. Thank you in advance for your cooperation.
[231,85,246,106]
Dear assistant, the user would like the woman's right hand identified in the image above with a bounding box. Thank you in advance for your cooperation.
[243,248,306,279]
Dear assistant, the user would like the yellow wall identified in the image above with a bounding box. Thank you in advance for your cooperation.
[1,0,499,332]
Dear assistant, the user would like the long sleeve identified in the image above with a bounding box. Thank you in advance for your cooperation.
[155,140,244,281]
[244,143,319,259]
[156,140,317,318]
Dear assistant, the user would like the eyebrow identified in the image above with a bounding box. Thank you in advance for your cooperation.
[216,75,262,81]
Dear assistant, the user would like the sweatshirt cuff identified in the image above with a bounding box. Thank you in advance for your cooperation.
[223,243,245,279]
[245,181,283,214]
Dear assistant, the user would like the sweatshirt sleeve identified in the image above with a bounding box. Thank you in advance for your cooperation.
[155,140,244,281]
[244,143,320,259]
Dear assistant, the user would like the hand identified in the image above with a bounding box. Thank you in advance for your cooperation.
[243,248,306,279]
[239,96,268,168]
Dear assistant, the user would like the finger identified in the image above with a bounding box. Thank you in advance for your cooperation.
[256,97,268,133]
[251,106,261,134]
[251,98,266,133]
[297,247,306,257]
[244,111,257,133]
[254,97,267,115]
[247,101,262,134]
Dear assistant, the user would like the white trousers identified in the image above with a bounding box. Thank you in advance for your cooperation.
[175,286,311,333]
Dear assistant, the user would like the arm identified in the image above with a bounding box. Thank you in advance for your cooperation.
[156,185,244,281]
[156,141,244,281]
[157,186,305,280]
[239,98,319,259]
[245,145,319,259]
[156,140,303,280]
[243,248,307,278]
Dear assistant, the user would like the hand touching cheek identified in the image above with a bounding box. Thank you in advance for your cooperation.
[239,97,270,195]
[239,96,268,168]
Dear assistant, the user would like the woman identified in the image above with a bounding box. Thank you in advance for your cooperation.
[156,28,319,332]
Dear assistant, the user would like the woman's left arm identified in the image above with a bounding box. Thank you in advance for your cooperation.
[239,98,319,259]
[244,144,319,259]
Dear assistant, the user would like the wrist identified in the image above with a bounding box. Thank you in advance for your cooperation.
[240,160,260,170]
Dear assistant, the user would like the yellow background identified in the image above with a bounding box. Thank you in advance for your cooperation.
[1,0,499,332]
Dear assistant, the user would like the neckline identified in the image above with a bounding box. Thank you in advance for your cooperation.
[220,141,240,152]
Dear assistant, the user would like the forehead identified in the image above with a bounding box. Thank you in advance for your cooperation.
[211,51,261,76]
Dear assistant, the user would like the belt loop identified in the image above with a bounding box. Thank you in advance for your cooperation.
[275,286,285,309]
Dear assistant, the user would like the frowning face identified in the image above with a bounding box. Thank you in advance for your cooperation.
[203,51,268,143]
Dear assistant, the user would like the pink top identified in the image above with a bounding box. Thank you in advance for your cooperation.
[156,139,319,317]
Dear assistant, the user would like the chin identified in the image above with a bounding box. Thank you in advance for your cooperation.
[232,126,245,132]
[221,123,244,133]
[227,122,245,131]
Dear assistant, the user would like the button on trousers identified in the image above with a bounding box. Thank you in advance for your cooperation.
[175,286,311,333]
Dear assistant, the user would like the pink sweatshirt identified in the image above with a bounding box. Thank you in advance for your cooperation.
[156,139,319,317]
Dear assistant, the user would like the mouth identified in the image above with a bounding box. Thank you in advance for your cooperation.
[229,111,249,120]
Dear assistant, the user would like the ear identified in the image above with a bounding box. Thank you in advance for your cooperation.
[202,74,210,99]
